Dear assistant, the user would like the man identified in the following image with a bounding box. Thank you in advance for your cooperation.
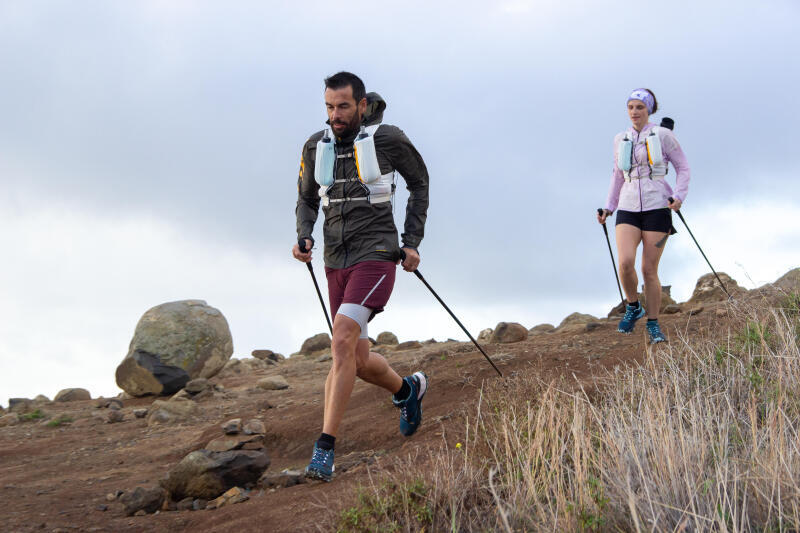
[293,72,430,482]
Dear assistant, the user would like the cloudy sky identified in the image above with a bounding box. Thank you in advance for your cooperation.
[1,0,798,405]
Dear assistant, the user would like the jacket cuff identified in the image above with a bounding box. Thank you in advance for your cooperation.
[401,244,418,252]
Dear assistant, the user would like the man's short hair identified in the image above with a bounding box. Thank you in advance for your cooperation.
[324,71,366,103]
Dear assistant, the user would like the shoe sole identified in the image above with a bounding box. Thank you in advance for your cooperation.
[304,468,333,482]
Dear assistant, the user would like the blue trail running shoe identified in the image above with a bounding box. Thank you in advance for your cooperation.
[617,303,646,333]
[393,372,428,437]
[304,443,334,482]
[647,320,667,344]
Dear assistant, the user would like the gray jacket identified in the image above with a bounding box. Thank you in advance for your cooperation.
[295,93,429,269]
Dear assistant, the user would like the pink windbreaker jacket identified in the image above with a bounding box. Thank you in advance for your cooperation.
[605,122,690,213]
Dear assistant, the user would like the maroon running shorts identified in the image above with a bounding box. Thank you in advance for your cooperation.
[325,260,396,320]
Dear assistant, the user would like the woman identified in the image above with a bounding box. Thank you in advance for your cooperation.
[597,88,690,344]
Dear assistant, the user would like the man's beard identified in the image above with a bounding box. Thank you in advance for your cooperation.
[332,113,361,138]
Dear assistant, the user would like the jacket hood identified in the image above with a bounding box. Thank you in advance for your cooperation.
[363,92,386,126]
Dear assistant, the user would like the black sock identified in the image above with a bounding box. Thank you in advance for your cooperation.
[628,300,640,309]
[316,432,335,451]
[394,379,411,401]
[647,318,658,323]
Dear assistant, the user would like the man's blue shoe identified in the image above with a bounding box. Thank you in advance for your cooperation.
[647,320,667,344]
[393,372,428,437]
[304,443,334,482]
[617,303,646,333]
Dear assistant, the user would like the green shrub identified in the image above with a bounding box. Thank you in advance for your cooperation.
[19,409,45,421]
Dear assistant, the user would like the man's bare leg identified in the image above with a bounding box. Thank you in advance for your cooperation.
[322,314,360,437]
[354,339,403,393]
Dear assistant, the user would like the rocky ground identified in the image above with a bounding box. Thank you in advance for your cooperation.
[1,270,797,533]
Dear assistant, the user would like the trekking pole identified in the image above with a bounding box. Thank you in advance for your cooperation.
[668,198,731,298]
[597,208,625,307]
[298,239,333,334]
[400,251,502,377]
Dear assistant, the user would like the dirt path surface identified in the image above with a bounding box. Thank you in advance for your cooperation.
[0,299,740,532]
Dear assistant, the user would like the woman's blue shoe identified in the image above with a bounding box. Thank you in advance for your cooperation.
[617,303,646,333]
[646,320,667,344]
[304,443,334,482]
[393,372,428,437]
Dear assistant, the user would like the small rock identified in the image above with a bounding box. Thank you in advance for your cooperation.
[259,469,307,488]
[146,398,199,426]
[0,414,20,427]
[106,493,117,502]
[715,308,728,318]
[689,305,704,316]
[119,486,165,516]
[107,410,125,424]
[176,497,194,511]
[299,333,331,355]
[257,376,289,391]
[375,332,399,345]
[395,341,423,351]
[171,389,194,401]
[96,504,108,512]
[315,353,332,363]
[490,322,528,343]
[528,323,555,335]
[205,434,265,452]
[222,358,243,374]
[243,419,265,435]
[133,409,148,419]
[252,350,283,362]
[193,499,207,510]
[477,328,493,342]
[108,399,123,411]
[241,358,269,371]
[134,509,147,516]
[207,487,249,509]
[185,378,209,394]
[585,322,603,332]
[663,304,681,314]
[54,388,91,402]
[160,450,270,500]
[222,418,242,435]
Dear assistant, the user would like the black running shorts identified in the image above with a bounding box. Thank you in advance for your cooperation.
[616,208,676,234]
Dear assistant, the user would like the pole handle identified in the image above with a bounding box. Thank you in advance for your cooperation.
[298,238,309,254]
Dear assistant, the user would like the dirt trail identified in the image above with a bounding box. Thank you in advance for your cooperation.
[0,302,730,532]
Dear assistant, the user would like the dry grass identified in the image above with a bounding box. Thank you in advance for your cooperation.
[332,299,800,532]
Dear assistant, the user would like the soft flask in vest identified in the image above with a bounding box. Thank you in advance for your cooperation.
[353,126,382,184]
[314,131,335,187]
[616,136,633,172]
[645,130,664,166]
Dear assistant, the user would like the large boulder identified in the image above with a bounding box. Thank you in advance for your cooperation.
[115,300,233,397]
[375,332,399,345]
[298,333,331,355]
[688,273,745,304]
[161,450,270,500]
[54,388,91,402]
[529,323,555,336]
[490,322,528,343]
[557,312,599,333]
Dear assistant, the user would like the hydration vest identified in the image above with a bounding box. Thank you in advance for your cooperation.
[616,126,668,182]
[314,125,395,206]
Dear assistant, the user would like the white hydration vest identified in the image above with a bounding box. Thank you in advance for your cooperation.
[616,126,668,182]
[314,124,395,207]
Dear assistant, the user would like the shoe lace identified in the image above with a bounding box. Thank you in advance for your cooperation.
[312,447,331,465]
[623,306,638,321]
